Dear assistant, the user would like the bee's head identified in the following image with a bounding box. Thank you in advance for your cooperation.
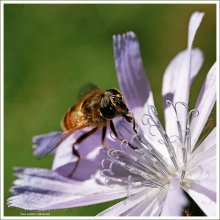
[100,88,129,119]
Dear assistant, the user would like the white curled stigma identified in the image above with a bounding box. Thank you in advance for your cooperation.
[166,101,199,179]
[101,101,200,194]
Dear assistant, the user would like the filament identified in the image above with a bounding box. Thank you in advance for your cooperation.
[101,101,199,193]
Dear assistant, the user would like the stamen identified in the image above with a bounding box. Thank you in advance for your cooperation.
[120,139,129,152]
[185,109,199,154]
[184,165,207,182]
[104,177,115,187]
[166,101,187,143]
[144,105,179,171]
[131,133,170,177]
[102,149,165,188]
[101,102,200,192]
[127,175,132,199]
[109,131,117,140]
[166,101,199,178]
[181,165,187,180]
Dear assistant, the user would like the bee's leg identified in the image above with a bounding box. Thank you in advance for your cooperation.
[101,126,107,144]
[68,146,80,178]
[68,127,98,178]
[110,120,137,150]
[123,113,137,134]
[109,120,119,139]
[101,125,111,150]
[131,113,137,134]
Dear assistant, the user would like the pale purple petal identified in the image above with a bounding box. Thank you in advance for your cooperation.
[52,128,120,181]
[8,168,128,210]
[161,177,188,216]
[184,138,216,215]
[190,63,216,150]
[188,127,216,170]
[113,31,154,110]
[184,127,216,216]
[10,168,84,195]
[173,12,204,138]
[42,190,126,210]
[33,128,103,181]
[186,127,216,198]
[183,182,216,216]
[8,189,127,211]
[187,156,216,195]
[97,189,148,216]
[162,48,204,136]
[121,188,165,216]
[32,131,64,156]
[10,168,106,195]
[174,12,204,104]
[186,162,216,203]
[12,167,75,182]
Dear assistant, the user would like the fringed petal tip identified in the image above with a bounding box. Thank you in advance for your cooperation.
[188,12,204,48]
[12,166,26,177]
[113,31,137,42]
[32,131,64,157]
[7,167,129,211]
[113,31,138,66]
[190,11,205,21]
[190,11,205,24]
[12,166,72,183]
[113,30,153,110]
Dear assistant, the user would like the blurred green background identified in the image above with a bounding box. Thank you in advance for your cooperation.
[4,4,216,216]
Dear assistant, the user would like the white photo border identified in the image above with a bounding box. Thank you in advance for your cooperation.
[0,1,219,220]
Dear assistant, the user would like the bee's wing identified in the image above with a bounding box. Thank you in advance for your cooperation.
[32,130,75,157]
[77,83,100,99]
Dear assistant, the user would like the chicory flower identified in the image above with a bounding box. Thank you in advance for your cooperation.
[8,12,216,216]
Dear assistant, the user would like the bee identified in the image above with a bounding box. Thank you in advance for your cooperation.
[34,88,136,178]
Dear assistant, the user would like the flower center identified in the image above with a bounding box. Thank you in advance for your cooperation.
[101,101,199,193]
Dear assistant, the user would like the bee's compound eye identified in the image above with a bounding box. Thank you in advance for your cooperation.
[100,96,116,119]
[100,106,116,119]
